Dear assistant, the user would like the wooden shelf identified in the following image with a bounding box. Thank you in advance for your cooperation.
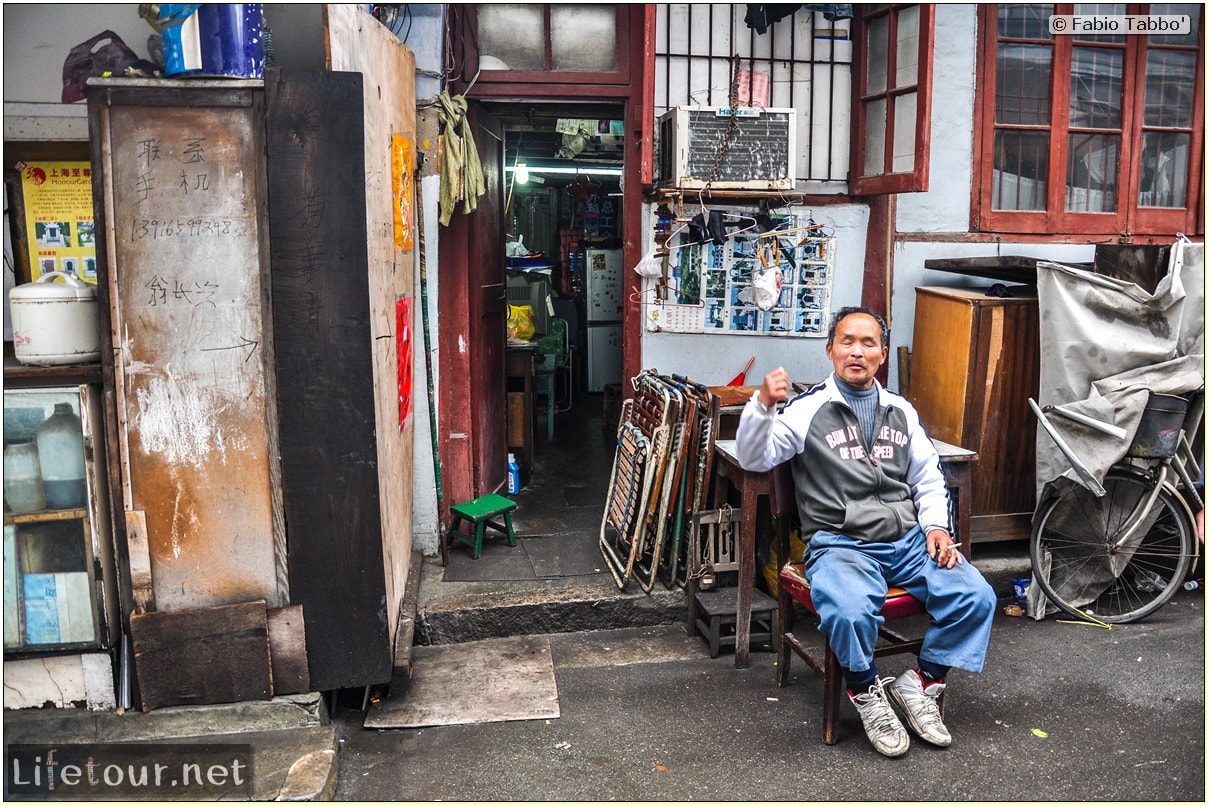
[3,357,102,388]
[4,507,89,525]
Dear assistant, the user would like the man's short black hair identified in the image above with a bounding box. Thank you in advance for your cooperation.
[828,306,889,348]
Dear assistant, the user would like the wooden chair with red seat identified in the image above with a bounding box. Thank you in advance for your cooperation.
[769,460,941,745]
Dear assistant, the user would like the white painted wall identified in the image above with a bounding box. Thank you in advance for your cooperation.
[410,173,442,556]
[897,4,981,235]
[3,4,339,140]
[3,4,152,140]
[3,653,116,710]
[642,7,866,389]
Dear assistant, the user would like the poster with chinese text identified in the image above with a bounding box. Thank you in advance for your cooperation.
[21,162,97,283]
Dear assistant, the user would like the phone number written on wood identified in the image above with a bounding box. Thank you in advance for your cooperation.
[130,218,241,241]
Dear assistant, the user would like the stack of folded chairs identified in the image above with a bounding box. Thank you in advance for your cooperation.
[599,369,719,591]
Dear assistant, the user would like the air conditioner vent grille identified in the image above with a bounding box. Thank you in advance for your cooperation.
[654,106,796,190]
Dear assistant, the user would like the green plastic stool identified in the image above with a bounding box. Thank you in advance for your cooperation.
[447,494,519,560]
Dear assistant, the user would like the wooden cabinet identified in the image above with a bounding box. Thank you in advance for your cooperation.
[4,374,118,656]
[3,361,121,709]
[87,68,404,694]
[908,286,1040,544]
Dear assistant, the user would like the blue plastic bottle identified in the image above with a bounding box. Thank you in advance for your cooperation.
[507,453,521,495]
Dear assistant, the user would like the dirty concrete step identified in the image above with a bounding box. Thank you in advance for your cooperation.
[3,694,336,801]
[415,544,1034,646]
[415,554,687,645]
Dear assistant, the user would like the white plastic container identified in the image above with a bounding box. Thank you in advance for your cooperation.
[8,272,101,366]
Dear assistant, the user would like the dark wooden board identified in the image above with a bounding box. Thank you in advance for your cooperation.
[130,601,271,712]
[267,605,309,696]
[391,551,424,685]
[265,68,390,691]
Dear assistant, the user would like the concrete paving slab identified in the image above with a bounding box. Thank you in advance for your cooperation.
[334,592,1205,802]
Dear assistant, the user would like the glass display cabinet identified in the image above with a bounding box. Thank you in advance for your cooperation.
[3,377,116,657]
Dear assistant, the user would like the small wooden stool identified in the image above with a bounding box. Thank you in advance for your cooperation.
[445,494,519,561]
[686,505,779,659]
[693,586,779,659]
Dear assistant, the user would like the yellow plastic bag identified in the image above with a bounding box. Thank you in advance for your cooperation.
[763,525,807,597]
[507,304,536,343]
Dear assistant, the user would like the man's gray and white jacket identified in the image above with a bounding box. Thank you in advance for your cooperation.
[734,374,952,548]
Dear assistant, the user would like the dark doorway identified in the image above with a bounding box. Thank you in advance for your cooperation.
[495,100,626,555]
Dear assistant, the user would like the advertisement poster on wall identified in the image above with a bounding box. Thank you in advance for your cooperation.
[20,161,97,283]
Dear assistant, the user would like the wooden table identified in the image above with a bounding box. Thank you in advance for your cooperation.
[932,438,978,558]
[710,438,977,670]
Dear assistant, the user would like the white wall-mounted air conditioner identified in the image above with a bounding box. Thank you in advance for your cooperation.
[655,106,797,191]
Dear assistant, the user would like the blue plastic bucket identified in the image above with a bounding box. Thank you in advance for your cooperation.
[160,4,264,79]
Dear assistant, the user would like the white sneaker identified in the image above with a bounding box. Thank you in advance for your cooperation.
[848,676,910,757]
[889,670,952,747]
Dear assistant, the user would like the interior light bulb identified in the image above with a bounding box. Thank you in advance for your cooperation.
[516,165,529,184]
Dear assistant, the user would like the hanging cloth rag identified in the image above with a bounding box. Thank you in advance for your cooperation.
[436,91,486,226]
[743,4,854,34]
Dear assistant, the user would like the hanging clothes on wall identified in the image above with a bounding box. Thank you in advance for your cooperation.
[743,4,854,35]
[436,91,486,226]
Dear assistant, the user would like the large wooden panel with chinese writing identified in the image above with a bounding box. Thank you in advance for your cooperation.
[88,80,286,612]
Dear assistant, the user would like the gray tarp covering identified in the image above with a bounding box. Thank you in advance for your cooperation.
[1029,241,1204,616]
[1034,239,1205,500]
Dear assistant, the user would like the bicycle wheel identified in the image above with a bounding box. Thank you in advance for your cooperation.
[1031,469,1196,623]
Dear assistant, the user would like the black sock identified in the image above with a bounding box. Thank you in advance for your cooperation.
[917,658,950,685]
[845,666,878,694]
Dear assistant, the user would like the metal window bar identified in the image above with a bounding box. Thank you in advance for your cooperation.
[655,3,852,183]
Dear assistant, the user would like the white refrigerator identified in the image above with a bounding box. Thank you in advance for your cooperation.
[584,248,623,392]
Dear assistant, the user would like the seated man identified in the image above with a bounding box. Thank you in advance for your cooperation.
[735,305,996,757]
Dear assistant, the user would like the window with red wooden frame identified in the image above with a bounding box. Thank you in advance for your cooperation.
[465,4,632,91]
[851,4,934,195]
[974,3,1204,237]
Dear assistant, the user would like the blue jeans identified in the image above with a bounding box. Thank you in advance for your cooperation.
[803,526,996,674]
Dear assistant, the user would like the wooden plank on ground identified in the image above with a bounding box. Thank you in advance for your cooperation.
[267,605,309,696]
[130,600,271,712]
